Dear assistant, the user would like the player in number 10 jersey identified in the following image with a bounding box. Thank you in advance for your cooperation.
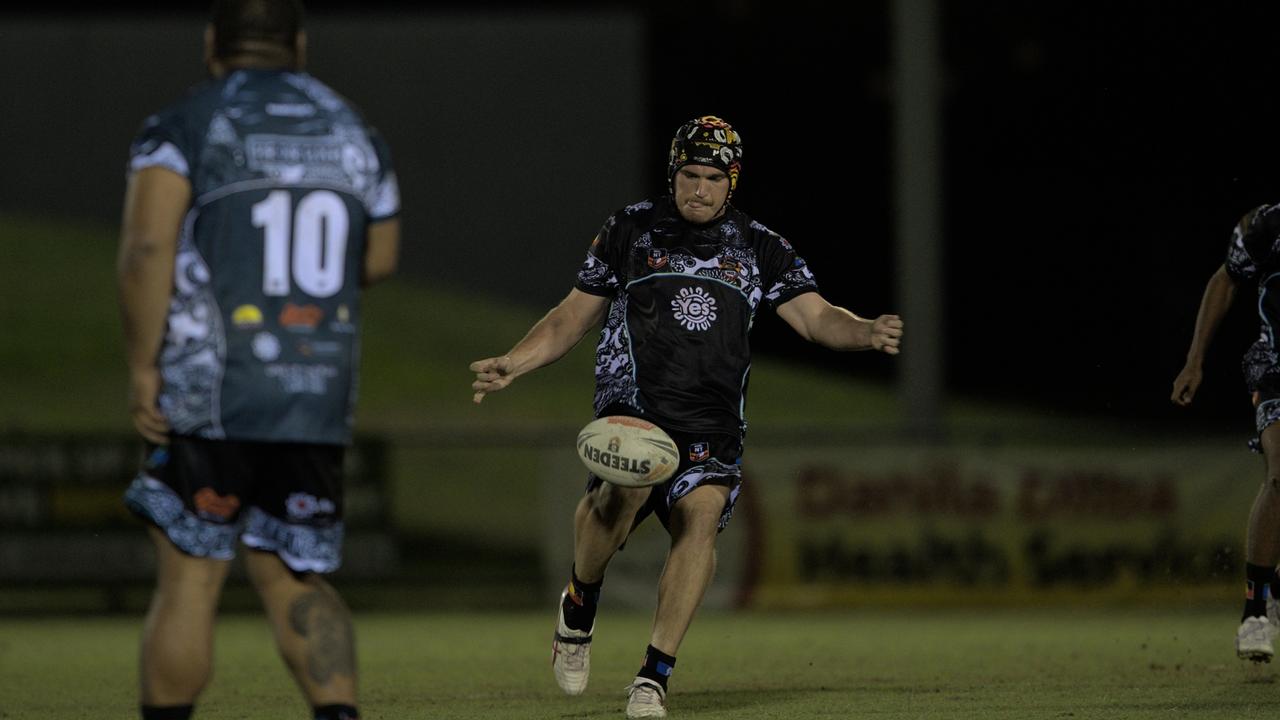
[116,2,399,718]
[128,66,399,444]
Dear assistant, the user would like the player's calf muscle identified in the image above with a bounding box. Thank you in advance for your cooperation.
[289,587,356,684]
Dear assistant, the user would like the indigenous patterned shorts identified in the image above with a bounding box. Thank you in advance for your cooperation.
[586,424,744,534]
[123,435,346,573]
[1251,390,1280,454]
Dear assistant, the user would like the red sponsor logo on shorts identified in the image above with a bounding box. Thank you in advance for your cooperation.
[194,487,241,520]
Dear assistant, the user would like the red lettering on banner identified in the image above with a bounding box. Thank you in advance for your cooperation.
[1017,470,1176,520]
[796,465,1179,521]
[796,464,998,519]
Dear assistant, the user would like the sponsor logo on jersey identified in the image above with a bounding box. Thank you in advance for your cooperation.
[285,492,336,521]
[279,302,323,331]
[252,332,281,361]
[247,135,344,169]
[194,487,241,521]
[265,363,339,394]
[330,304,355,333]
[720,259,745,282]
[299,340,343,357]
[671,286,718,331]
[231,304,264,329]
[648,248,669,269]
[266,102,317,117]
[689,442,710,462]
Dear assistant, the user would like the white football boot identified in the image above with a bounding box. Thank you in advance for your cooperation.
[1236,615,1274,662]
[1268,594,1280,639]
[625,678,667,718]
[552,589,593,695]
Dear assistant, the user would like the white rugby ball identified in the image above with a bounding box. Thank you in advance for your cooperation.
[576,416,679,488]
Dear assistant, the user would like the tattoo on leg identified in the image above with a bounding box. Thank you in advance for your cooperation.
[288,588,356,685]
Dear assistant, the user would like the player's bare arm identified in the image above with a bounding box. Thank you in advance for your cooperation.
[471,288,609,403]
[361,218,400,287]
[1171,264,1238,406]
[117,166,191,444]
[776,292,903,354]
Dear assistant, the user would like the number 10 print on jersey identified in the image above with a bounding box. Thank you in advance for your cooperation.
[253,189,349,298]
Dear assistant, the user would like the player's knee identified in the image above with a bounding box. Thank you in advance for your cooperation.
[145,636,214,701]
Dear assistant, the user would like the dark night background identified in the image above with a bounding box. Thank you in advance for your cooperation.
[23,1,1280,434]
[632,0,1280,434]
[622,0,1280,434]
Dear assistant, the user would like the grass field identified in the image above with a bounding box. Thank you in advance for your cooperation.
[2,607,1275,719]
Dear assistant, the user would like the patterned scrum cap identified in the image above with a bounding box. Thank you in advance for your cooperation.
[667,115,744,193]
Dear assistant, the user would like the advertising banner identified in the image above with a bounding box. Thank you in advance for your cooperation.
[543,438,1259,609]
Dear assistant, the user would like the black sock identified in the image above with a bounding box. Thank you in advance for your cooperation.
[561,565,602,632]
[314,704,359,720]
[141,705,193,720]
[636,644,676,691]
[1243,562,1273,621]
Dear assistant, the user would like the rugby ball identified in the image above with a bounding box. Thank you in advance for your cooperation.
[576,416,679,488]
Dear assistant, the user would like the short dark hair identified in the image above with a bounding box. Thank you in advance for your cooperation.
[210,0,304,60]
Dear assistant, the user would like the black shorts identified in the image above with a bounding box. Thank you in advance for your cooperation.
[122,434,346,573]
[586,423,744,534]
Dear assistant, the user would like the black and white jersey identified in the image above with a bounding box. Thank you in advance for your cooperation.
[575,196,818,437]
[127,69,400,445]
[1226,204,1280,391]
